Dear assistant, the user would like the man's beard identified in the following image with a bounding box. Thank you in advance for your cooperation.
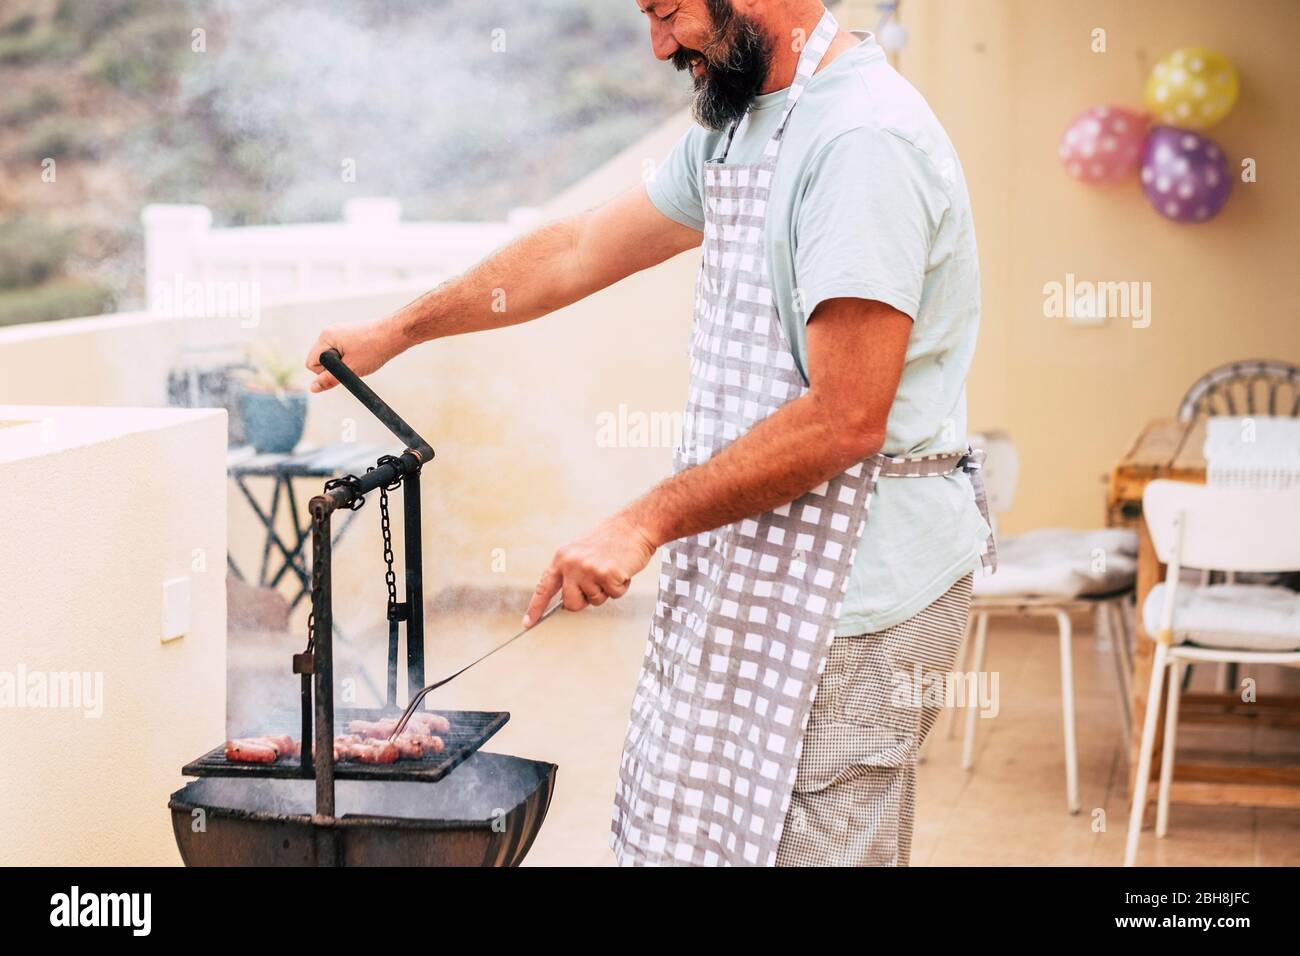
[672,3,773,131]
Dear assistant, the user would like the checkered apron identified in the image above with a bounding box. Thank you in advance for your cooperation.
[610,9,995,866]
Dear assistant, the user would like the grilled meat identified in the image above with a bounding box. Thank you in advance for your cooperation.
[348,712,450,739]
[224,718,448,764]
[224,739,279,763]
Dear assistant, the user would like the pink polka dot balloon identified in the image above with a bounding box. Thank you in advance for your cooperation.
[1140,126,1232,223]
[1059,106,1148,184]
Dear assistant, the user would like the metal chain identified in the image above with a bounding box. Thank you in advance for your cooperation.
[306,457,403,651]
[305,504,325,652]
[323,474,366,510]
[379,483,398,611]
[370,456,404,615]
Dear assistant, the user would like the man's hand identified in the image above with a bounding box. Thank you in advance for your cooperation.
[305,316,411,392]
[522,513,658,627]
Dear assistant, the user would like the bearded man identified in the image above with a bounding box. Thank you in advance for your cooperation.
[306,0,993,866]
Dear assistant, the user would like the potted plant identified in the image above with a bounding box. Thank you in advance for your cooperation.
[236,349,308,454]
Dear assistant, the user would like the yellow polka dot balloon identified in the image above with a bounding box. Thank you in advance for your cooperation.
[1144,46,1239,129]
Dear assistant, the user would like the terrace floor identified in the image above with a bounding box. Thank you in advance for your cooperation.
[316,596,1300,867]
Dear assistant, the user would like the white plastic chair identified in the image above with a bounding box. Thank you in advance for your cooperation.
[1193,415,1300,693]
[950,432,1137,814]
[1204,415,1300,491]
[1123,481,1300,866]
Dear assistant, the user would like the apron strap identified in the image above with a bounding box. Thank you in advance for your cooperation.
[874,447,999,573]
[715,7,841,164]
[765,8,841,158]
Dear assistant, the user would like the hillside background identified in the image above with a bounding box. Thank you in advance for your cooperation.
[0,0,687,326]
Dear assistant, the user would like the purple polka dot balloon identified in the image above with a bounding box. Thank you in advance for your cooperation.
[1140,126,1232,223]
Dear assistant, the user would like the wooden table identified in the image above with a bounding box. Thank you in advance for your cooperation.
[1109,419,1300,811]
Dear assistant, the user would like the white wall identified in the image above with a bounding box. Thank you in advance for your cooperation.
[0,405,227,865]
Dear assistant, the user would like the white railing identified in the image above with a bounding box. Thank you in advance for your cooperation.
[142,198,541,313]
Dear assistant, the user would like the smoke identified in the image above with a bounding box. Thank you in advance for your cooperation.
[225,575,308,736]
[207,0,688,740]
[176,0,686,224]
[225,568,396,739]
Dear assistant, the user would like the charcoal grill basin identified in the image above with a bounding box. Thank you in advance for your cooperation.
[169,752,556,866]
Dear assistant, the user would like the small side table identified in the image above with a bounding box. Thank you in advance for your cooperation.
[227,442,394,608]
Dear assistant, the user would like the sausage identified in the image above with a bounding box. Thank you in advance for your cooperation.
[336,735,378,761]
[332,735,370,761]
[347,718,400,739]
[329,735,400,764]
[408,712,450,734]
[349,714,449,738]
[391,735,424,759]
[401,733,445,755]
[353,740,400,764]
[261,734,299,758]
[346,719,382,738]
[344,713,451,741]
[225,739,279,763]
[320,730,445,763]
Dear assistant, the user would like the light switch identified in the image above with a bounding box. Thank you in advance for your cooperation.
[162,576,191,642]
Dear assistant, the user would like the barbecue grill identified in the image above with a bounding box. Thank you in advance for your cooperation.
[170,350,557,866]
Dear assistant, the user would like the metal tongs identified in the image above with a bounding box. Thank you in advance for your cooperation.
[387,600,566,740]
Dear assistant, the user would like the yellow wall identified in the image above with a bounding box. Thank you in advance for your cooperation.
[891,0,1300,531]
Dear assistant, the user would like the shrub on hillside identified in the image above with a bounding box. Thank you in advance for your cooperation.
[0,278,116,326]
[0,88,62,128]
[0,218,75,288]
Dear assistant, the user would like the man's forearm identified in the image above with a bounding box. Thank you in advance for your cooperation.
[517,295,907,624]
[307,187,700,392]
[622,393,883,549]
[393,215,594,344]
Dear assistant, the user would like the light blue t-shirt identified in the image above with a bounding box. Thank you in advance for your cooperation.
[647,33,988,635]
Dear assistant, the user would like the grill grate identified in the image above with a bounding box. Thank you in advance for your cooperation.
[183,709,509,783]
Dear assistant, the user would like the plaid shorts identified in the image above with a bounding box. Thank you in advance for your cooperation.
[775,572,974,867]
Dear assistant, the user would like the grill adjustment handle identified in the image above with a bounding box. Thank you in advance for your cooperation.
[318,349,435,464]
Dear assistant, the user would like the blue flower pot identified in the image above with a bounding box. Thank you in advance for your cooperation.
[239,390,307,454]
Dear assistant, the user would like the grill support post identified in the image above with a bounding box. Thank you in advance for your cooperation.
[299,671,312,776]
[404,470,425,694]
[310,500,336,822]
[386,621,400,706]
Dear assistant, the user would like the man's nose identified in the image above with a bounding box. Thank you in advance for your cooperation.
[648,19,679,61]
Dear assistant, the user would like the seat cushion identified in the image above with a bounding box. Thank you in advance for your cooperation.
[972,527,1138,599]
[1142,582,1300,652]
